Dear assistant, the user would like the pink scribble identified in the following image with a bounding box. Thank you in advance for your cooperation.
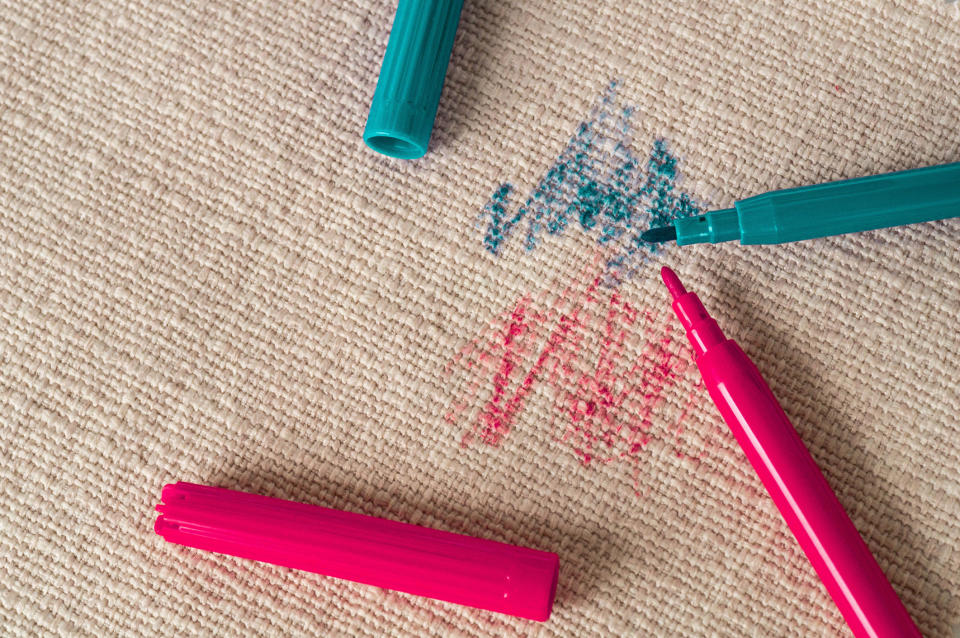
[446,257,602,447]
[446,261,715,493]
[475,299,531,445]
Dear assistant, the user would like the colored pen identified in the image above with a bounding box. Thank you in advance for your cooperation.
[659,267,921,638]
[155,482,559,621]
[642,162,960,245]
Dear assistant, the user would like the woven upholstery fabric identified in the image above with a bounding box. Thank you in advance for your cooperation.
[2,0,959,635]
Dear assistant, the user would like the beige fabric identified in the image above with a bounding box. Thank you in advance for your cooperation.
[1,0,959,635]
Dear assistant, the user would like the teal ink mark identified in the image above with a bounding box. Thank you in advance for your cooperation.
[481,183,515,254]
[478,81,704,285]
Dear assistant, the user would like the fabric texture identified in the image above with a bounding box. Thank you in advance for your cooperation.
[1,0,959,635]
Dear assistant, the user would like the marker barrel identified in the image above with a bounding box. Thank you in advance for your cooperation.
[697,343,921,638]
[674,161,960,245]
[662,268,921,638]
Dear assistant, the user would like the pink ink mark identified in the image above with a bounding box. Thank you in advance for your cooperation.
[448,297,538,446]
[476,299,531,445]
[447,259,717,494]
[446,257,604,447]
[551,290,648,466]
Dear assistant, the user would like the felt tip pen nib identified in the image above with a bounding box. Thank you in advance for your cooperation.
[660,267,687,300]
[640,225,677,244]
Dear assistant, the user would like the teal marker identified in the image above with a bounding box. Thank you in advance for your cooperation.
[641,162,960,246]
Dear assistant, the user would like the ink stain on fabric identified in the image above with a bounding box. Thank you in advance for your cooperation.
[479,80,702,286]
[455,82,716,494]
[446,257,719,495]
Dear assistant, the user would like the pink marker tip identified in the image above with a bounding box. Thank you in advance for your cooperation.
[660,266,687,300]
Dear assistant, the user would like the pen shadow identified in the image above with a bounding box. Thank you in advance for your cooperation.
[709,271,950,638]
[207,464,624,626]
[429,0,512,154]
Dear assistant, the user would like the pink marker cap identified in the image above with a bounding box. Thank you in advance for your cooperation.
[155,482,559,621]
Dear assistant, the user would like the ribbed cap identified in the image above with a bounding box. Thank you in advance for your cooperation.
[156,482,559,621]
[364,0,465,159]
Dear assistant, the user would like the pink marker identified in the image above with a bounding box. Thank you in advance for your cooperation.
[660,267,920,638]
[155,482,559,621]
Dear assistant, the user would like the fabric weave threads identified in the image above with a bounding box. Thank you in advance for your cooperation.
[1,0,959,636]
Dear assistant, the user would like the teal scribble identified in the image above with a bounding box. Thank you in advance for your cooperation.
[481,183,515,254]
[479,81,703,286]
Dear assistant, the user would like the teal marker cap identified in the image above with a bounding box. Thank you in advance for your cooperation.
[364,0,465,159]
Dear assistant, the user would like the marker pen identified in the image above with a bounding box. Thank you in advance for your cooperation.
[660,267,921,638]
[642,162,960,246]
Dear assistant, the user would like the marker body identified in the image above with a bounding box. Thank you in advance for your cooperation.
[673,161,960,245]
[662,268,921,638]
